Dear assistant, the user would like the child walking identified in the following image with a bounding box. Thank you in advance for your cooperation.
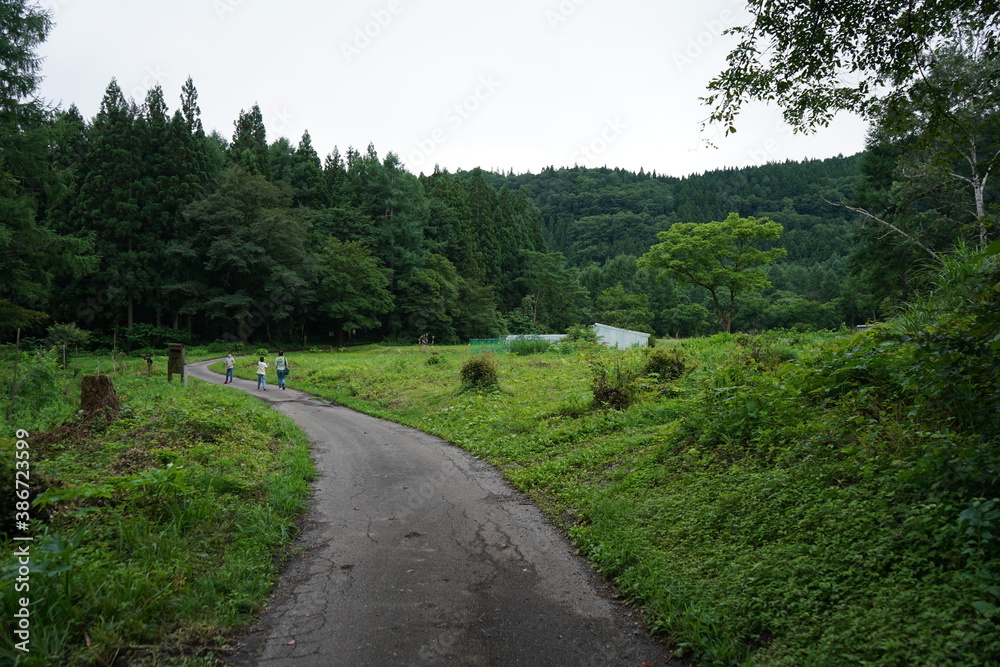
[253,356,269,390]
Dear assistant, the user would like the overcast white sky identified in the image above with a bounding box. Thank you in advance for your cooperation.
[35,0,869,178]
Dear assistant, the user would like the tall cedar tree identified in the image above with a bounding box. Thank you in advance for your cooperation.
[70,80,145,329]
[229,104,269,177]
[291,130,328,208]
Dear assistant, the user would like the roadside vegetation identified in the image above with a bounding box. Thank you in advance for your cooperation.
[0,354,314,666]
[220,249,999,665]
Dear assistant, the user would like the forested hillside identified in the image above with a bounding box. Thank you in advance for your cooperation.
[3,0,997,348]
[4,68,874,348]
[475,157,863,334]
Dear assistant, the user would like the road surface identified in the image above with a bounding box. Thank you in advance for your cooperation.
[187,359,678,667]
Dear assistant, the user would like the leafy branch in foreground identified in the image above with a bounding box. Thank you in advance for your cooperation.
[704,0,1000,133]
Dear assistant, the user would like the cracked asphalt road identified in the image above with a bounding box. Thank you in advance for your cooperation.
[188,359,677,667]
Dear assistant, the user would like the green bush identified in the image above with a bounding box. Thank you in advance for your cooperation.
[46,322,90,348]
[6,349,71,430]
[565,324,598,343]
[590,355,641,410]
[460,355,499,392]
[732,333,795,369]
[642,347,691,381]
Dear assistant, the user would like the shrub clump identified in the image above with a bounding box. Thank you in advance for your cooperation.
[642,347,691,381]
[460,355,499,392]
[590,357,641,410]
[565,324,598,343]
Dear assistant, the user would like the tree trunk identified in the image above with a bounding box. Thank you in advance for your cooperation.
[81,375,122,416]
[11,328,21,398]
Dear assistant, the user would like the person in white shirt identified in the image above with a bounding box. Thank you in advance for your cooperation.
[225,352,235,384]
[254,357,269,390]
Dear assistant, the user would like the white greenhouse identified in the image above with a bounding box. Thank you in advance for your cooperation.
[592,323,651,349]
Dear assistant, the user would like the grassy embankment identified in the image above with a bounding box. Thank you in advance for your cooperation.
[0,351,314,666]
[222,296,999,665]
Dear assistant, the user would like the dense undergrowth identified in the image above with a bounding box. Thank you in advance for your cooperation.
[0,355,313,666]
[224,249,999,664]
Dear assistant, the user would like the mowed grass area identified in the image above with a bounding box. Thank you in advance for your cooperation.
[220,332,999,665]
[1,353,314,666]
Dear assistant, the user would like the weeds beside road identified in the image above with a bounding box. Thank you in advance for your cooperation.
[0,356,313,666]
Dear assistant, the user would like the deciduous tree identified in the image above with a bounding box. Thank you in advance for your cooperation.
[316,237,392,345]
[639,213,786,332]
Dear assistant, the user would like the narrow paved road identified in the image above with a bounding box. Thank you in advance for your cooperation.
[188,360,677,667]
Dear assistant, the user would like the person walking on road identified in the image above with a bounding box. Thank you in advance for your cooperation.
[275,351,290,390]
[253,356,269,390]
[224,352,236,384]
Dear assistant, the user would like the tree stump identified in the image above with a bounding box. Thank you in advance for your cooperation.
[80,375,122,416]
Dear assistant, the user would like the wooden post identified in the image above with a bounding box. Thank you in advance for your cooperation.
[167,343,186,383]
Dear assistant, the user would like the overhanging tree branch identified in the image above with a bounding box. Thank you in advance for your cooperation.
[823,196,942,260]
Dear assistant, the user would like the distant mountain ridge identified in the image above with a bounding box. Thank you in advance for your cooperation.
[461,154,862,268]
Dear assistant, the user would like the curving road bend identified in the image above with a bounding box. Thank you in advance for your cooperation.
[187,359,677,667]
